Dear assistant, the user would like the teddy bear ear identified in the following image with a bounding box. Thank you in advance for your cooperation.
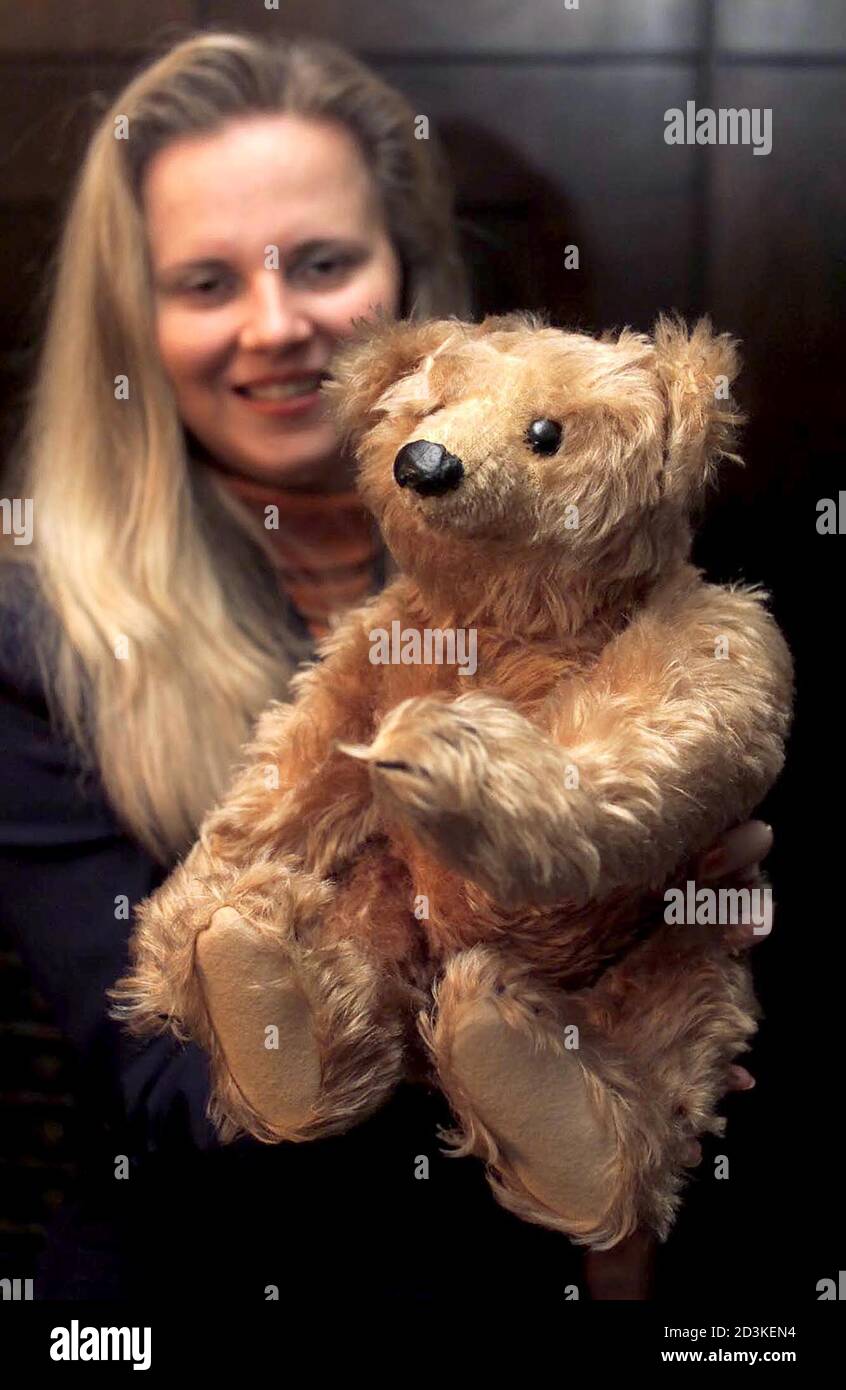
[652,314,745,504]
[321,312,469,449]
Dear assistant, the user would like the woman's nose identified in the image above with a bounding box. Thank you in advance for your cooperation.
[238,274,313,352]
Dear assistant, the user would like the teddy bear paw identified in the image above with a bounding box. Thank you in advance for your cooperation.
[341,696,489,838]
[434,981,627,1241]
[195,908,324,1130]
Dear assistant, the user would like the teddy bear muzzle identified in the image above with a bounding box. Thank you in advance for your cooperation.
[393,440,464,496]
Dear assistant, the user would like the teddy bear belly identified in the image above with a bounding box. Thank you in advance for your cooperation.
[324,836,666,995]
[413,859,667,989]
[320,841,432,985]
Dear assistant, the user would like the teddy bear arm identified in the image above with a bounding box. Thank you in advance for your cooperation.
[350,583,791,911]
[544,583,794,899]
[346,689,589,906]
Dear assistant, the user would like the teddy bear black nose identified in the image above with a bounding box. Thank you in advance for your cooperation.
[393,440,464,496]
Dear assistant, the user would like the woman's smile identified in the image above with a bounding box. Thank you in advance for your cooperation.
[230,368,331,416]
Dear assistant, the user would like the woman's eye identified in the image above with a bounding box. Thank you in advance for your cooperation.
[301,255,356,284]
[183,275,230,299]
[526,418,564,455]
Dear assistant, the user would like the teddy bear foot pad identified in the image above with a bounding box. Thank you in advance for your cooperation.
[447,995,620,1233]
[195,906,322,1132]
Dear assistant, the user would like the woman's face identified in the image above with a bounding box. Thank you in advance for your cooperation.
[143,113,403,488]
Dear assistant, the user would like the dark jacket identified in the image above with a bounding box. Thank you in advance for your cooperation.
[0,562,573,1301]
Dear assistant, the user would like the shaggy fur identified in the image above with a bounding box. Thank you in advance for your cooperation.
[110,311,793,1249]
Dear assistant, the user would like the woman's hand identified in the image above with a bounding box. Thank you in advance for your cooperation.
[583,818,774,1299]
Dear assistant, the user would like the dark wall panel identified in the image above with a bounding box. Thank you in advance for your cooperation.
[205,0,700,54]
[0,66,126,202]
[379,60,699,329]
[0,1,195,53]
[715,0,846,55]
[707,65,846,473]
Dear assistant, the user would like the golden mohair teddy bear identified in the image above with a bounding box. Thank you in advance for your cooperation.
[112,312,793,1251]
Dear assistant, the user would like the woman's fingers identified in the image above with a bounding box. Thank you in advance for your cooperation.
[695,820,775,949]
[696,820,773,882]
[728,916,770,949]
[726,1063,756,1091]
[678,1065,755,1169]
[724,893,774,949]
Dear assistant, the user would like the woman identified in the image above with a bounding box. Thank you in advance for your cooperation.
[0,29,769,1301]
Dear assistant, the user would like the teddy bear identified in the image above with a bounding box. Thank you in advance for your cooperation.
[111,311,794,1251]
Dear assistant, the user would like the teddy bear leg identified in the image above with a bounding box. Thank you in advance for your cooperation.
[418,946,634,1249]
[421,932,759,1252]
[190,864,409,1145]
[580,922,761,1221]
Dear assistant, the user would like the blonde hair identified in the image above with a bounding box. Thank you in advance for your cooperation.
[0,29,471,864]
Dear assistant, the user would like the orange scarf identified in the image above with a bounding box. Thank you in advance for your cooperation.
[219,472,383,641]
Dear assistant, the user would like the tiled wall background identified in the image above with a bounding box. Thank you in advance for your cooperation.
[1,0,843,1286]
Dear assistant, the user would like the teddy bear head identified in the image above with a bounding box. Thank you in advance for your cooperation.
[322,311,742,624]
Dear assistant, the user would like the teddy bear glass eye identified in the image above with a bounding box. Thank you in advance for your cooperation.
[526,418,564,455]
